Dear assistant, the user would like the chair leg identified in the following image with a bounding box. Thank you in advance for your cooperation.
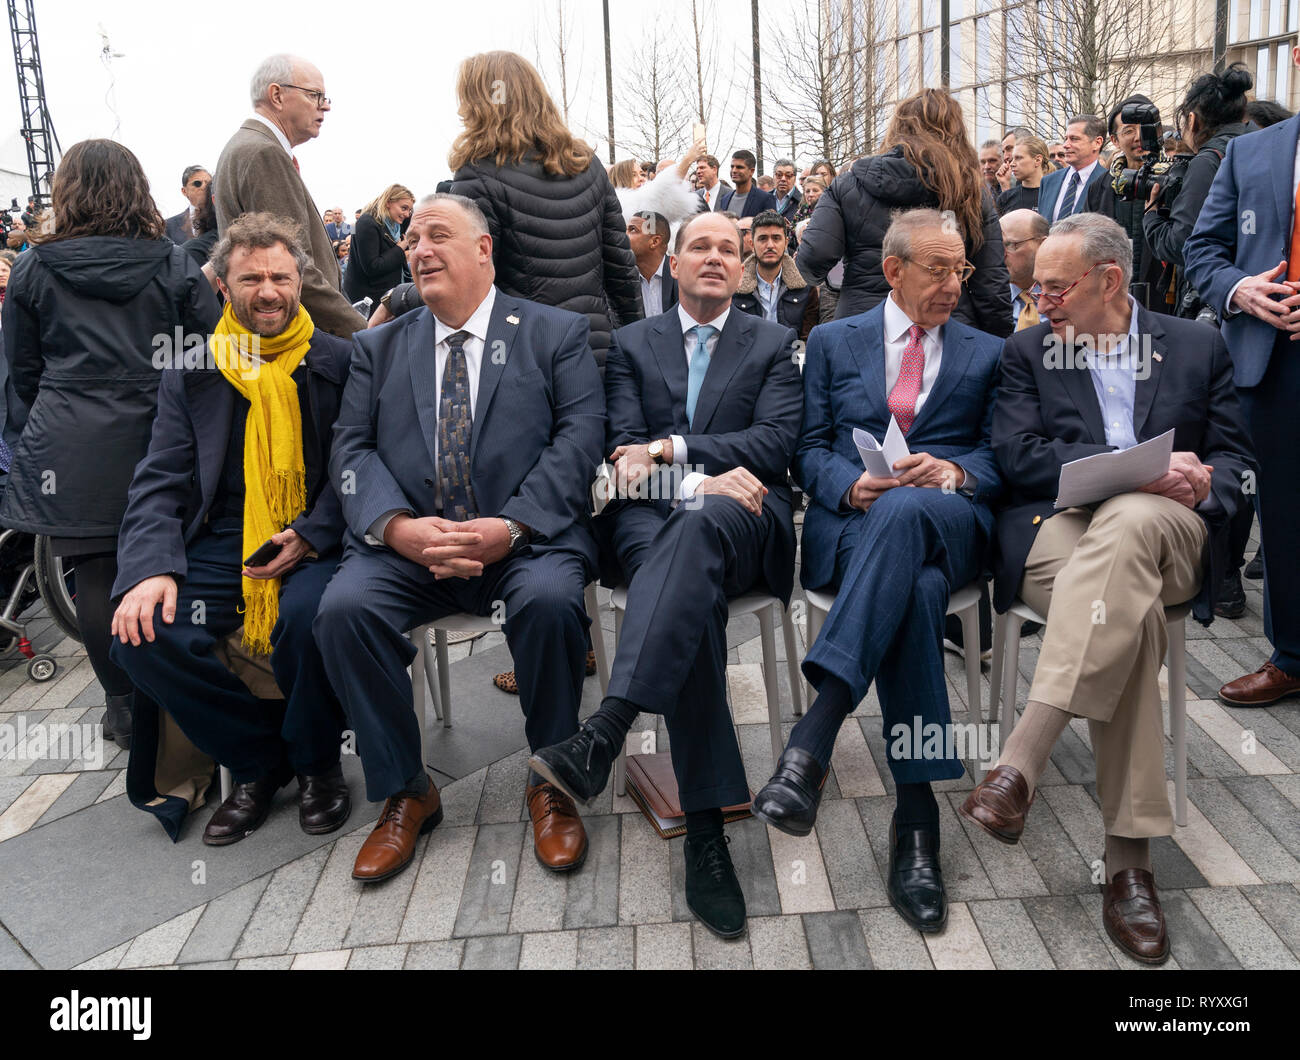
[1167,616,1188,828]
[418,629,443,723]
[780,605,803,718]
[612,603,627,796]
[959,601,982,723]
[803,601,826,713]
[585,583,610,696]
[760,606,783,767]
[435,630,453,729]
[219,766,232,802]
[999,615,1023,746]
[988,612,1005,727]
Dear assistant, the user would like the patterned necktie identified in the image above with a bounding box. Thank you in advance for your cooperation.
[1016,290,1040,331]
[438,330,478,521]
[685,324,718,427]
[888,324,927,435]
[1057,170,1081,218]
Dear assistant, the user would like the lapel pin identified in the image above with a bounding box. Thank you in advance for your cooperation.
[506,315,520,326]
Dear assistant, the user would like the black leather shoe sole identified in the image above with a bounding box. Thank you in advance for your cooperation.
[301,794,353,835]
[687,896,747,940]
[527,754,599,808]
[749,798,814,837]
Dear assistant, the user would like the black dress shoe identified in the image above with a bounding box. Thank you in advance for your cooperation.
[888,817,947,934]
[298,764,352,835]
[1244,550,1264,580]
[102,693,133,750]
[684,833,746,939]
[1214,572,1247,619]
[751,747,827,837]
[203,776,285,846]
[527,723,616,806]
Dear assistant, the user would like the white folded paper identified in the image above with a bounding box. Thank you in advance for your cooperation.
[853,416,911,480]
[1054,429,1174,509]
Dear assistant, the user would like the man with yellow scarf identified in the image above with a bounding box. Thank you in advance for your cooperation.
[110,213,355,845]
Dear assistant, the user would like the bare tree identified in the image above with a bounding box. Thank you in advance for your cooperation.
[529,0,581,126]
[685,0,751,160]
[617,29,691,163]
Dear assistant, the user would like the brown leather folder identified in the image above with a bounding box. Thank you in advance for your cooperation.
[623,750,752,839]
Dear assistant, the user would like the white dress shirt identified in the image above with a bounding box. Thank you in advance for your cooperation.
[671,302,730,499]
[367,286,498,544]
[640,256,668,318]
[1052,159,1099,222]
[250,113,294,157]
[883,293,944,416]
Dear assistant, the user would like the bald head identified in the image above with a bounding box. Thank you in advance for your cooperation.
[1000,209,1049,290]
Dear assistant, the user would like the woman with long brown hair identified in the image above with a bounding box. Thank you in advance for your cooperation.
[448,50,642,366]
[796,89,1012,335]
[1,139,221,747]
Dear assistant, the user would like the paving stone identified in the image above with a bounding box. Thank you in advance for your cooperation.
[232,845,330,959]
[178,877,271,964]
[923,901,995,969]
[948,793,1050,899]
[476,748,530,824]
[1158,889,1241,970]
[746,913,811,969]
[562,814,620,929]
[634,921,694,969]
[1186,701,1288,775]
[0,776,33,817]
[518,930,579,970]
[461,933,522,969]
[690,923,752,969]
[1021,895,1116,969]
[767,824,836,914]
[291,949,351,970]
[453,821,526,937]
[179,960,236,970]
[858,907,934,969]
[727,663,770,725]
[31,770,114,827]
[576,925,634,969]
[1017,796,1106,895]
[618,812,672,925]
[1239,883,1300,960]
[438,767,487,828]
[1166,780,1263,887]
[346,944,409,969]
[969,898,1055,969]
[1038,785,1106,870]
[1186,779,1300,883]
[508,827,569,934]
[1186,886,1300,969]
[801,909,871,969]
[403,940,465,969]
[0,924,39,969]
[814,797,889,909]
[0,772,75,841]
[830,717,886,797]
[1223,776,1300,861]
[94,770,127,804]
[343,844,420,948]
[398,824,477,943]
[73,940,130,970]
[288,835,368,953]
[235,955,294,970]
[1147,835,1209,891]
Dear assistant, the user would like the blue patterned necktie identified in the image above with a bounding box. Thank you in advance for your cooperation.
[438,330,478,521]
[685,324,718,427]
[1058,170,1081,218]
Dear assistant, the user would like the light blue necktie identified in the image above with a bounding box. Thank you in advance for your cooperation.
[685,324,717,427]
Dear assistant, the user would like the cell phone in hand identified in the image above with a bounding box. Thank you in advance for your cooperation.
[244,539,281,567]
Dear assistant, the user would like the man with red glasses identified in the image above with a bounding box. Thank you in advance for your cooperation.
[965,212,1253,964]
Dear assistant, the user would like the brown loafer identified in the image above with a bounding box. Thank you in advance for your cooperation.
[958,764,1033,844]
[352,776,442,883]
[527,782,588,872]
[1219,662,1300,707]
[1102,867,1170,964]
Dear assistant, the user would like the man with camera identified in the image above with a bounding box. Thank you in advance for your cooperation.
[1098,96,1165,309]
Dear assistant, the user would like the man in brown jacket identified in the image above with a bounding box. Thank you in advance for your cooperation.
[214,53,365,338]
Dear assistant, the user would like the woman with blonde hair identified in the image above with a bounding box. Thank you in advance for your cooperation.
[996,135,1054,215]
[448,50,642,366]
[796,88,1012,335]
[609,159,646,190]
[344,182,415,313]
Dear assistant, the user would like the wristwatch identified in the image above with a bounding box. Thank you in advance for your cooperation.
[647,439,667,464]
[502,518,530,552]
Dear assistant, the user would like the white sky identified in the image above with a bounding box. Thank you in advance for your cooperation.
[6,0,781,218]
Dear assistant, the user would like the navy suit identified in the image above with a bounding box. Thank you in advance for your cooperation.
[1184,115,1300,671]
[599,308,802,811]
[109,331,353,832]
[715,185,778,218]
[313,289,606,801]
[1036,164,1107,222]
[795,301,1003,783]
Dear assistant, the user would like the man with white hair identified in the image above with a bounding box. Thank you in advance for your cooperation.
[214,53,365,337]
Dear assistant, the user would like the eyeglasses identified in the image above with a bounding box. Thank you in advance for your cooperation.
[1003,236,1044,252]
[1029,259,1116,307]
[902,258,976,283]
[279,84,331,108]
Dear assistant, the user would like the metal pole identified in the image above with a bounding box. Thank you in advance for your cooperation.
[603,0,615,162]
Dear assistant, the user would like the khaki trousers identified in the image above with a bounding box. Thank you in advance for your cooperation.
[1018,493,1206,838]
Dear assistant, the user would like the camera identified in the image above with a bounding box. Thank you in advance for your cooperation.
[1109,103,1192,217]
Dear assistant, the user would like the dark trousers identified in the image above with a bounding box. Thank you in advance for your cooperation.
[1239,337,1300,673]
[110,531,345,783]
[803,487,986,785]
[73,552,134,699]
[606,496,774,813]
[313,542,590,802]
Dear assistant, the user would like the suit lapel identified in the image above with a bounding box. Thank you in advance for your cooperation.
[1131,305,1167,437]
[186,373,235,515]
[1059,346,1107,444]
[690,311,751,432]
[651,312,690,429]
[845,303,890,428]
[471,294,522,462]
[407,311,442,471]
[908,323,972,436]
[1039,171,1060,218]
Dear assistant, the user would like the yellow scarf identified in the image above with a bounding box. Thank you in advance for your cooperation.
[212,302,314,655]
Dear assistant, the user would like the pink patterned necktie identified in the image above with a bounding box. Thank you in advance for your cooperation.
[888,324,927,434]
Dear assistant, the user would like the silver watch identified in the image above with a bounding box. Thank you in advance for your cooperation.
[502,518,528,552]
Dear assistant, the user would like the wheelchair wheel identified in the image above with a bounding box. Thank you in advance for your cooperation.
[33,536,81,643]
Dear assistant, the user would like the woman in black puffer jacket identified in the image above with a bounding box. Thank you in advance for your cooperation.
[2,140,220,745]
[344,183,414,313]
[797,89,1012,337]
[446,51,643,369]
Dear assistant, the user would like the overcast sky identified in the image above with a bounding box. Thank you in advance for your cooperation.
[5,0,777,218]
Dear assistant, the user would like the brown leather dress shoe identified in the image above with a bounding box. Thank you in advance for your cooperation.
[527,783,588,872]
[958,764,1034,844]
[298,764,352,835]
[1219,662,1300,707]
[1102,868,1170,964]
[352,777,443,883]
[203,776,285,846]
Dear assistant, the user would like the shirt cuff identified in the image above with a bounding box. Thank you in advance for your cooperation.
[365,509,409,548]
[670,435,687,465]
[679,471,708,501]
[840,485,855,512]
[1224,277,1248,318]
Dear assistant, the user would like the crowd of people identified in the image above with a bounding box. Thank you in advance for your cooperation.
[1,45,1296,966]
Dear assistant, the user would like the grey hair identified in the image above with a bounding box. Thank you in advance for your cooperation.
[250,54,297,106]
[773,158,796,172]
[415,193,490,237]
[882,207,959,262]
[181,164,208,185]
[1049,212,1134,287]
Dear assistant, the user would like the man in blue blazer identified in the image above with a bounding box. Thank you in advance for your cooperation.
[1037,116,1108,222]
[529,212,803,939]
[752,208,1004,935]
[1183,107,1300,707]
[313,194,606,883]
[109,214,353,844]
